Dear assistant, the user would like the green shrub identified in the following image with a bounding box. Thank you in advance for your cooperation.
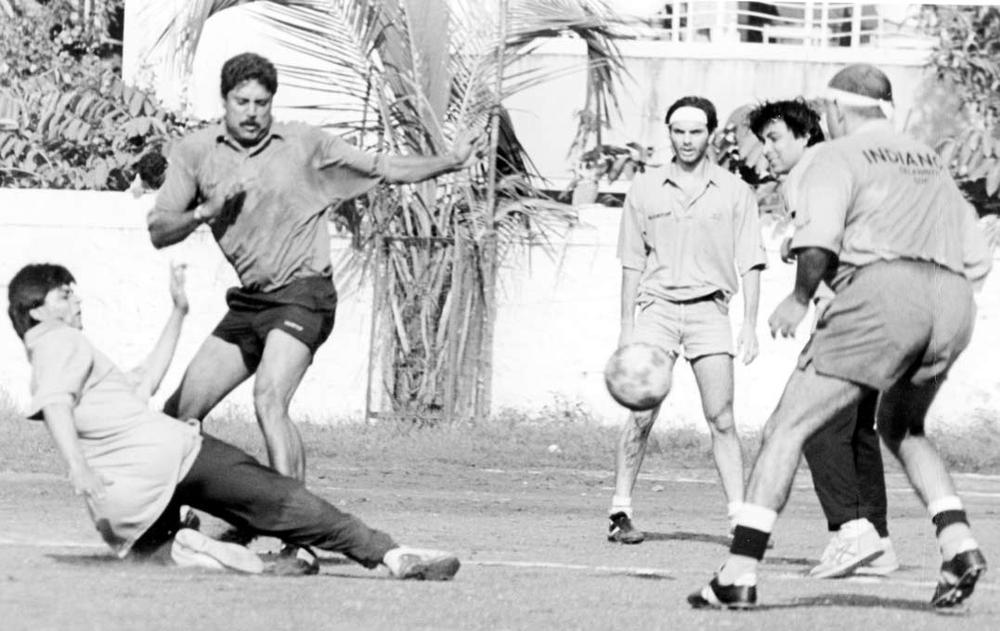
[0,0,196,190]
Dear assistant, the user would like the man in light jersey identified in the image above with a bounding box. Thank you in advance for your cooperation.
[9,263,460,580]
[748,99,897,579]
[610,96,766,544]
[147,53,480,572]
[690,64,992,610]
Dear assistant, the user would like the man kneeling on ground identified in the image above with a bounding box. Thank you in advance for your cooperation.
[8,262,459,580]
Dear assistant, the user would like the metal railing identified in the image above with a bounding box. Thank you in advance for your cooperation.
[632,1,937,49]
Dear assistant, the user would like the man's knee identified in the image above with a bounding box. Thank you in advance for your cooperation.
[705,406,736,434]
[253,381,291,422]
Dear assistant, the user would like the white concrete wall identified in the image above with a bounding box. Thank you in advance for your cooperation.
[1,189,998,430]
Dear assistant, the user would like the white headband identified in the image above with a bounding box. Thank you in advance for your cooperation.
[668,105,709,127]
[823,87,894,119]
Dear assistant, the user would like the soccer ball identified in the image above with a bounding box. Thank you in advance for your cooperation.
[604,343,672,411]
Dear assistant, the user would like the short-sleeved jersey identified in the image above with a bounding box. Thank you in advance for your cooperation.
[153,122,387,292]
[790,120,993,289]
[25,321,202,557]
[617,160,767,303]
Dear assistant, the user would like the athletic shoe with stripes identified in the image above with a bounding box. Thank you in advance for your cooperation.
[383,547,461,581]
[808,518,883,579]
[170,528,264,574]
[932,548,988,608]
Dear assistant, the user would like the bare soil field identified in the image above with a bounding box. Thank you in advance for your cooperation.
[2,444,998,630]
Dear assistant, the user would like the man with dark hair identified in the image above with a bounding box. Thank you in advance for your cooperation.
[748,98,897,579]
[8,262,461,581]
[690,64,992,610]
[608,95,766,544]
[147,51,481,572]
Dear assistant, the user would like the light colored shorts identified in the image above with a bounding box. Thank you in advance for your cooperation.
[632,293,734,360]
[798,260,975,390]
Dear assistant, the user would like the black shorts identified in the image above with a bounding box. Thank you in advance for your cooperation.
[212,276,337,371]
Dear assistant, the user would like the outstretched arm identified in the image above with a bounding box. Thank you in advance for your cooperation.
[41,403,110,500]
[382,128,484,184]
[130,264,189,399]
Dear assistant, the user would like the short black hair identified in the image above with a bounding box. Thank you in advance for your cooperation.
[134,149,168,190]
[220,52,278,97]
[7,264,75,339]
[665,96,718,133]
[747,99,825,147]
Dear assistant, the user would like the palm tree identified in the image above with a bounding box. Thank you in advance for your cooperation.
[140,0,632,422]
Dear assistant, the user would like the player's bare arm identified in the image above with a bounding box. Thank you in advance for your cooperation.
[40,402,111,500]
[618,267,641,347]
[737,267,762,364]
[382,129,484,183]
[147,178,248,248]
[131,263,190,400]
[769,247,835,338]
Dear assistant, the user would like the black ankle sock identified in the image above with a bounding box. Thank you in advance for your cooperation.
[729,525,769,561]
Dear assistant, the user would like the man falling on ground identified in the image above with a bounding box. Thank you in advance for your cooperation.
[147,52,480,572]
[9,262,459,580]
[690,63,992,610]
[609,96,766,544]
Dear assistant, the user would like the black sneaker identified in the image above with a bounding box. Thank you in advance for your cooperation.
[688,576,757,610]
[607,512,645,544]
[931,548,988,608]
[217,526,256,547]
[267,545,320,577]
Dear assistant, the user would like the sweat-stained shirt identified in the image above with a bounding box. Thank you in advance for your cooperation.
[617,159,767,304]
[153,122,387,292]
[790,119,993,290]
[25,321,202,557]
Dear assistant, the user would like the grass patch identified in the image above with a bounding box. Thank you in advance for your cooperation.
[3,399,999,475]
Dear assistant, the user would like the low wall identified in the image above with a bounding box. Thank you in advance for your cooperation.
[1,189,998,431]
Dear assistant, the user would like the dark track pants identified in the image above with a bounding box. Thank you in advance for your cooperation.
[134,435,396,567]
[803,391,889,537]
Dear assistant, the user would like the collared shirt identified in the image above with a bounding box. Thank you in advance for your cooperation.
[25,321,202,557]
[617,159,767,302]
[153,122,387,292]
[790,119,993,289]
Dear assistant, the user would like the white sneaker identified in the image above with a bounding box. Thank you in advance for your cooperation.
[171,528,264,574]
[854,537,900,576]
[808,518,883,579]
[383,546,461,581]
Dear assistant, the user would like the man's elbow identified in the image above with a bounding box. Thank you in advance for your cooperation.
[148,226,169,249]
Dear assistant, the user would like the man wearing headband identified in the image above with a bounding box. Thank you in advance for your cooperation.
[610,96,766,545]
[691,64,992,610]
[748,99,897,580]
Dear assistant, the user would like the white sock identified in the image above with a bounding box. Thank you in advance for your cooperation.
[610,495,633,518]
[734,503,777,533]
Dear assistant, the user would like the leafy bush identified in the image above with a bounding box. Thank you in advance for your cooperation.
[0,0,195,190]
[929,5,1000,216]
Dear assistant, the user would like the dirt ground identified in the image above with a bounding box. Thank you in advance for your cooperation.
[1,457,998,630]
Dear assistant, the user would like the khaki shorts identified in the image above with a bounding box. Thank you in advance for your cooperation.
[632,293,734,360]
[798,260,975,390]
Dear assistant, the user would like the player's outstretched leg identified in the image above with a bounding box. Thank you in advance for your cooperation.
[176,435,460,580]
[877,381,987,608]
[688,367,863,609]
